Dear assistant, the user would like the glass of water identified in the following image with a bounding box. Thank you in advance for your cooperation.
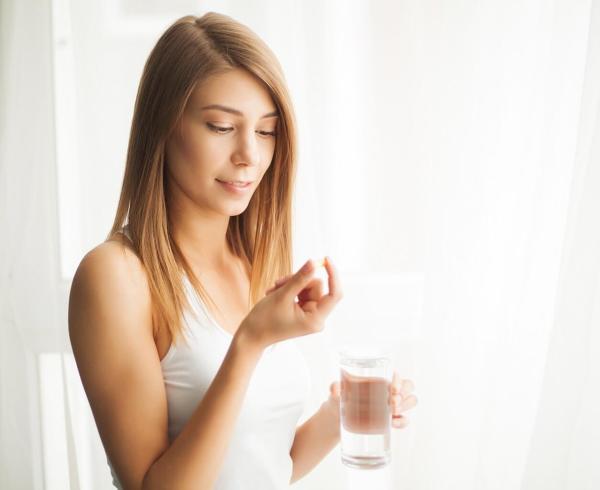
[339,347,392,469]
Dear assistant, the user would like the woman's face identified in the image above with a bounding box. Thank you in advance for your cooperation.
[165,68,278,217]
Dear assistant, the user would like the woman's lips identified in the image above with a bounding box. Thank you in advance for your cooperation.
[216,179,253,194]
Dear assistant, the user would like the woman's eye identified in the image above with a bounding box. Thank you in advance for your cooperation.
[257,130,277,137]
[206,123,276,137]
[207,123,233,134]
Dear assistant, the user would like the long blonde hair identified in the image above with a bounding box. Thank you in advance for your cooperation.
[109,12,297,344]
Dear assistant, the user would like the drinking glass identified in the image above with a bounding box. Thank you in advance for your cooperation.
[339,347,392,469]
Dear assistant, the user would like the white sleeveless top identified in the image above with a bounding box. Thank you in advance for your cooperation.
[107,232,312,489]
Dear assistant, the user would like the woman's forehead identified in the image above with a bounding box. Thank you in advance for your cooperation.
[189,69,277,118]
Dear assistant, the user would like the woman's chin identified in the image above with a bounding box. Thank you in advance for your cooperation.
[223,203,250,217]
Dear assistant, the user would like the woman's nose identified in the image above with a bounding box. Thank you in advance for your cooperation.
[232,131,261,167]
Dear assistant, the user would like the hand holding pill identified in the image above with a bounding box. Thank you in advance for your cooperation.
[239,257,342,349]
[265,257,329,306]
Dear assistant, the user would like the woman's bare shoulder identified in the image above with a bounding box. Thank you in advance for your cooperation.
[77,234,147,287]
[69,236,152,331]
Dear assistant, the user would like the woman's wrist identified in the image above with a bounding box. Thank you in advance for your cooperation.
[318,399,341,440]
[232,324,265,360]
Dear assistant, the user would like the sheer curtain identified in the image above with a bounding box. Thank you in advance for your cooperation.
[521,1,600,488]
[1,1,599,489]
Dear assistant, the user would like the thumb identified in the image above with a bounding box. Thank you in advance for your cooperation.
[330,381,340,398]
[281,259,316,298]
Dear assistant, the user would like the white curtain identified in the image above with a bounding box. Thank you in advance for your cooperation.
[1,1,599,489]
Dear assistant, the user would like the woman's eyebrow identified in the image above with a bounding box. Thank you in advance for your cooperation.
[200,104,279,119]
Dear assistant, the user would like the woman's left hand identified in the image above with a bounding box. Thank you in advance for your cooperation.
[323,371,418,430]
[388,371,418,429]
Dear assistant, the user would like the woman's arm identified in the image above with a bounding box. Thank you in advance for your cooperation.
[289,400,340,484]
[143,330,263,489]
[289,373,420,484]
[69,242,263,490]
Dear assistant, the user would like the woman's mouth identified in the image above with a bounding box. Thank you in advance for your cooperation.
[216,179,253,193]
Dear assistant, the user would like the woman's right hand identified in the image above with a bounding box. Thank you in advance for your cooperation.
[236,257,343,351]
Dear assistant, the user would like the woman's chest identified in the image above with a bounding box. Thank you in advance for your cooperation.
[155,271,250,359]
[162,334,311,433]
[196,262,252,335]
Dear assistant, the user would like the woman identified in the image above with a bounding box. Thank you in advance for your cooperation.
[68,12,417,489]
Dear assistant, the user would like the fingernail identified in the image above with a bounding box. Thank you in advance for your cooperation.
[300,259,314,274]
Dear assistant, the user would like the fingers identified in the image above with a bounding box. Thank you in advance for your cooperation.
[266,258,330,309]
[265,274,292,295]
[314,256,343,317]
[266,258,326,295]
[274,274,293,289]
[281,259,318,299]
[324,257,341,298]
[267,256,343,326]
[389,372,417,409]
[391,371,415,398]
[329,381,341,399]
[266,276,323,309]
[299,300,319,314]
[391,397,415,429]
[392,415,409,429]
[275,274,292,286]
[388,371,417,430]
[298,278,324,305]
[390,393,418,412]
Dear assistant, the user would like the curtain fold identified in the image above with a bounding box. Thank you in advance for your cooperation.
[521,1,600,488]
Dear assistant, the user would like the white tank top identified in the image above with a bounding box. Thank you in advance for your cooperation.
[107,232,312,489]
